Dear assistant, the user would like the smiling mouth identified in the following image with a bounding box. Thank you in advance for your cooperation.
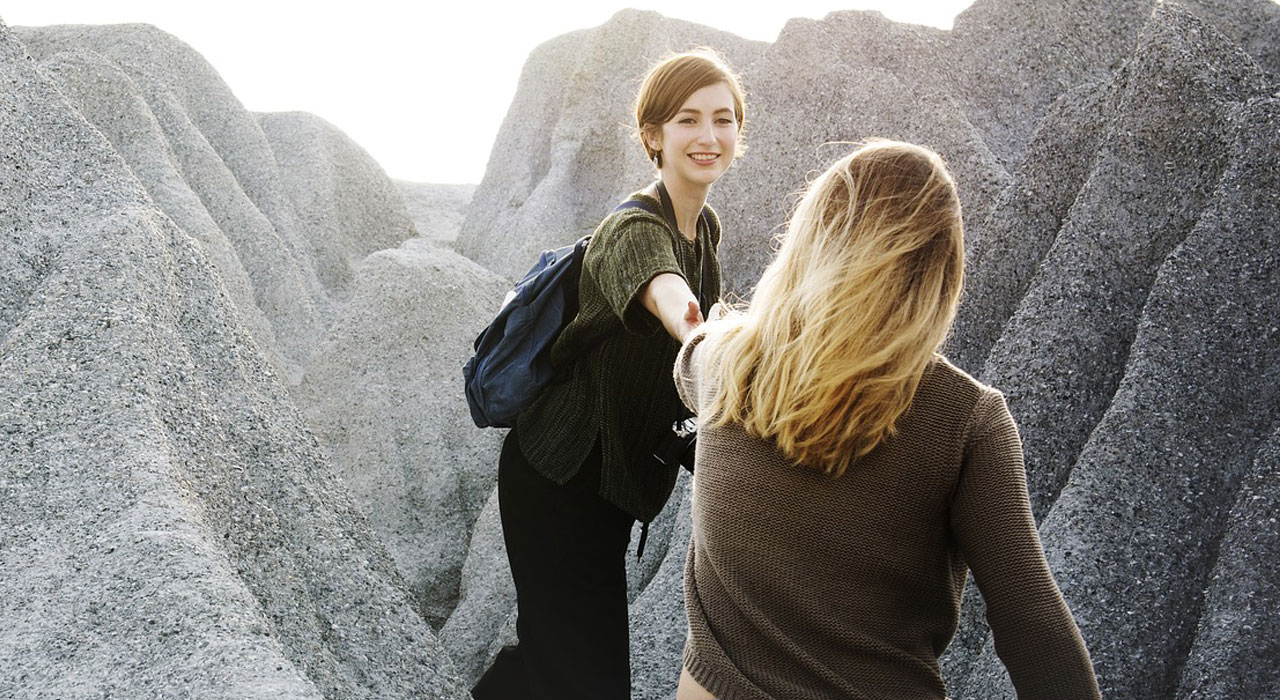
[690,153,719,163]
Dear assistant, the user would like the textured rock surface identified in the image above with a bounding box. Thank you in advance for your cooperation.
[1177,426,1280,700]
[437,486,516,685]
[27,47,287,378]
[6,2,1279,698]
[0,18,467,699]
[628,473,694,700]
[14,23,331,380]
[7,17,494,649]
[953,12,1280,697]
[13,23,418,382]
[454,3,1280,699]
[292,239,508,629]
[396,181,475,243]
[258,111,416,302]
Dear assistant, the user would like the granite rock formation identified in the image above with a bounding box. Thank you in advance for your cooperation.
[396,182,476,243]
[258,111,416,302]
[455,3,1280,699]
[292,239,508,629]
[15,24,328,382]
[0,18,470,700]
[5,1,1279,699]
[1,17,487,699]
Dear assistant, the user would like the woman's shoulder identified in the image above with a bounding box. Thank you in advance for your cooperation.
[923,356,1021,446]
[916,355,1011,425]
[701,203,722,248]
[592,192,670,240]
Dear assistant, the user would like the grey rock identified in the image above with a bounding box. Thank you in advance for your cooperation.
[15,23,328,378]
[27,47,287,380]
[945,78,1116,375]
[258,111,417,302]
[980,2,1269,524]
[945,0,1155,169]
[292,239,509,629]
[953,12,1280,698]
[1177,424,1280,699]
[395,181,475,243]
[0,18,467,699]
[1179,0,1280,78]
[438,484,515,686]
[628,472,694,700]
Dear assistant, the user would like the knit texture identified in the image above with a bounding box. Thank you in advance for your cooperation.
[676,331,1101,700]
[517,192,721,522]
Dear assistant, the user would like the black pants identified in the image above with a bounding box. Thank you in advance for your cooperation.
[471,428,636,700]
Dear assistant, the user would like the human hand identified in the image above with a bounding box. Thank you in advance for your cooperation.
[677,300,705,342]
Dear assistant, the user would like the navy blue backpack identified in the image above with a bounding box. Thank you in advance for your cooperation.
[464,196,666,428]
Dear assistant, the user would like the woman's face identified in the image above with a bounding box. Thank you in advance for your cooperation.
[652,81,738,191]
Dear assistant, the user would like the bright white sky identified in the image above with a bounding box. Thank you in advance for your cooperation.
[3,1,975,183]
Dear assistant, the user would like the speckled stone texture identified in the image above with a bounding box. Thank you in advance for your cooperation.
[455,3,1280,699]
[0,18,468,700]
[257,111,415,301]
[951,9,1280,696]
[291,239,508,629]
[5,1,1280,699]
[6,19,491,672]
[13,23,329,381]
[395,182,476,243]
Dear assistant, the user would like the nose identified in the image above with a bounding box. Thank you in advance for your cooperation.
[695,122,716,145]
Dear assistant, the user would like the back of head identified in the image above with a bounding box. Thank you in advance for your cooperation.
[702,140,964,476]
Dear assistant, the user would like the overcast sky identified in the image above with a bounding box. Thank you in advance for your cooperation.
[4,2,976,183]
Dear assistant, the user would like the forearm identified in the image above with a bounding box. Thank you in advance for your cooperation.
[642,272,699,341]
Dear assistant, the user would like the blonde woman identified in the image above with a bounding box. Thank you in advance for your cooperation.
[674,141,1101,699]
[472,49,744,700]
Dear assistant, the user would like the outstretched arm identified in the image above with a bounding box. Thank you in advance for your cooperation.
[642,272,704,342]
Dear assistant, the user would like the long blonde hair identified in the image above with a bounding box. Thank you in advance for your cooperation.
[699,140,964,476]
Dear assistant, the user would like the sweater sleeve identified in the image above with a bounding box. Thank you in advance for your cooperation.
[950,390,1101,700]
[586,213,684,336]
[674,328,710,414]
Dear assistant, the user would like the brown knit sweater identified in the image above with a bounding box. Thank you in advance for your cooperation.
[675,331,1101,700]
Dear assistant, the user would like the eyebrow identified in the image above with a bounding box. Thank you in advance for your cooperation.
[676,107,735,116]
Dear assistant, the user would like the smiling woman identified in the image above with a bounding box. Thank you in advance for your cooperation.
[470,49,745,700]
[644,82,740,207]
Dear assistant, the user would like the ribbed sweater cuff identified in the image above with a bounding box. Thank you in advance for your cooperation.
[683,643,737,700]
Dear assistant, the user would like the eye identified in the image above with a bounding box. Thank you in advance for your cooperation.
[678,117,697,124]
[716,117,735,125]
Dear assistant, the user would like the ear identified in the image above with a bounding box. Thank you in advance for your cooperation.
[642,126,662,153]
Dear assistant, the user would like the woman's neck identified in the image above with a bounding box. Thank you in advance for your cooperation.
[657,178,709,241]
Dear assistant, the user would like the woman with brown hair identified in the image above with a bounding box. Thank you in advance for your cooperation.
[674,141,1101,699]
[471,49,745,700]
